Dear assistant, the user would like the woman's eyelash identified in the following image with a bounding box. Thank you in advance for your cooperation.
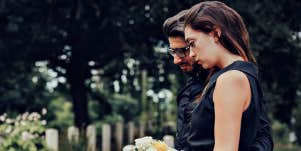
[189,41,195,47]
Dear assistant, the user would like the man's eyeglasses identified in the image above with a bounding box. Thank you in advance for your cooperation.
[168,46,190,58]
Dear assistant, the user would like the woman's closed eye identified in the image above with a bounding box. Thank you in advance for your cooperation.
[188,41,195,48]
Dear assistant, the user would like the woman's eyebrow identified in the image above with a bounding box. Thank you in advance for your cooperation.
[185,37,195,43]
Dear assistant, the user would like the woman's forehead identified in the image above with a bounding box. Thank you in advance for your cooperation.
[184,26,206,41]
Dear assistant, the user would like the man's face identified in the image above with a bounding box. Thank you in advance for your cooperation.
[168,36,195,72]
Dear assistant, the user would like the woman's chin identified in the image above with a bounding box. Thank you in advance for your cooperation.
[197,61,206,68]
[199,62,210,69]
[202,65,208,69]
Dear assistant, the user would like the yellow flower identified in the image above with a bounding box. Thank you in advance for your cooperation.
[153,141,168,151]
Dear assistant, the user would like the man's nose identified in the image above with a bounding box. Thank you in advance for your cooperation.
[173,55,182,65]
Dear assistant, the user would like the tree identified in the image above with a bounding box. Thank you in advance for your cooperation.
[1,0,300,130]
[0,0,193,127]
[232,0,301,125]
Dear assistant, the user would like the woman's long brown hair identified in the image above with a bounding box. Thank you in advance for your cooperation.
[185,1,257,102]
[185,1,257,64]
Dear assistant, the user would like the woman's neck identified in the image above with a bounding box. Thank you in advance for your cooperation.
[216,52,244,69]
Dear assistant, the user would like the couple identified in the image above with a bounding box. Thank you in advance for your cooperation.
[163,1,273,151]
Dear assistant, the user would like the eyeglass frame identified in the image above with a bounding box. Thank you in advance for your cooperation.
[168,46,190,58]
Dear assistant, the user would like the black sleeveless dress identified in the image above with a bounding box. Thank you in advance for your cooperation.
[187,61,267,151]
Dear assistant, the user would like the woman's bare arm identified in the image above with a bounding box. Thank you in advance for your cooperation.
[213,70,251,151]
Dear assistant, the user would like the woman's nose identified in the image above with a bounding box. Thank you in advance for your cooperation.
[189,49,196,58]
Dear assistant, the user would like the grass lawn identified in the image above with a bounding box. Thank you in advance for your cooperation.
[274,143,301,151]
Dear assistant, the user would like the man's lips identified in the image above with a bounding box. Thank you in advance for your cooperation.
[178,62,189,66]
[178,62,191,68]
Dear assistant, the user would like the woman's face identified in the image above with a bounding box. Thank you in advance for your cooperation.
[184,26,220,69]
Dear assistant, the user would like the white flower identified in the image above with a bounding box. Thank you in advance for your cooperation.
[41,120,47,125]
[0,113,7,122]
[21,131,34,140]
[167,147,177,151]
[16,115,21,121]
[21,121,27,126]
[146,146,157,151]
[5,126,12,134]
[28,112,41,121]
[42,108,47,115]
[5,118,14,124]
[22,112,29,120]
[122,145,136,151]
[135,136,154,150]
[123,136,177,151]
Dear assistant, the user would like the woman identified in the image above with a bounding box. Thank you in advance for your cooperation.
[183,1,273,151]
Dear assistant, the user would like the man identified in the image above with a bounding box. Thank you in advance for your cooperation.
[163,10,273,151]
[163,10,208,150]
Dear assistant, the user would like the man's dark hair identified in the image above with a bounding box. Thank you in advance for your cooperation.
[163,10,188,37]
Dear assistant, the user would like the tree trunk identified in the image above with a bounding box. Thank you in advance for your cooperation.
[68,53,89,128]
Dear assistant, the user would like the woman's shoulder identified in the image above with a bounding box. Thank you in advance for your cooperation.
[216,70,249,85]
[213,70,251,111]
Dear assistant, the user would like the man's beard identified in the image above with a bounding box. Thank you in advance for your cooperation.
[184,63,210,82]
[183,63,198,75]
[182,62,195,73]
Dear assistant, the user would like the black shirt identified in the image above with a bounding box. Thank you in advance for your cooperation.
[187,61,273,151]
[175,73,205,150]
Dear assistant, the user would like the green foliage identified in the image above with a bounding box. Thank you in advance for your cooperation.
[271,118,301,150]
[275,145,301,151]
[0,62,53,115]
[47,97,74,130]
[0,0,301,146]
[59,132,86,151]
[293,99,301,145]
[272,120,290,144]
[165,74,181,122]
[0,112,50,151]
[239,0,301,124]
[102,114,124,124]
[108,93,139,122]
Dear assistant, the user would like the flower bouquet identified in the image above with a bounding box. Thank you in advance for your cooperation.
[122,136,177,151]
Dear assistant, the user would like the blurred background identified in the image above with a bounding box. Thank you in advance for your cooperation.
[0,0,301,150]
